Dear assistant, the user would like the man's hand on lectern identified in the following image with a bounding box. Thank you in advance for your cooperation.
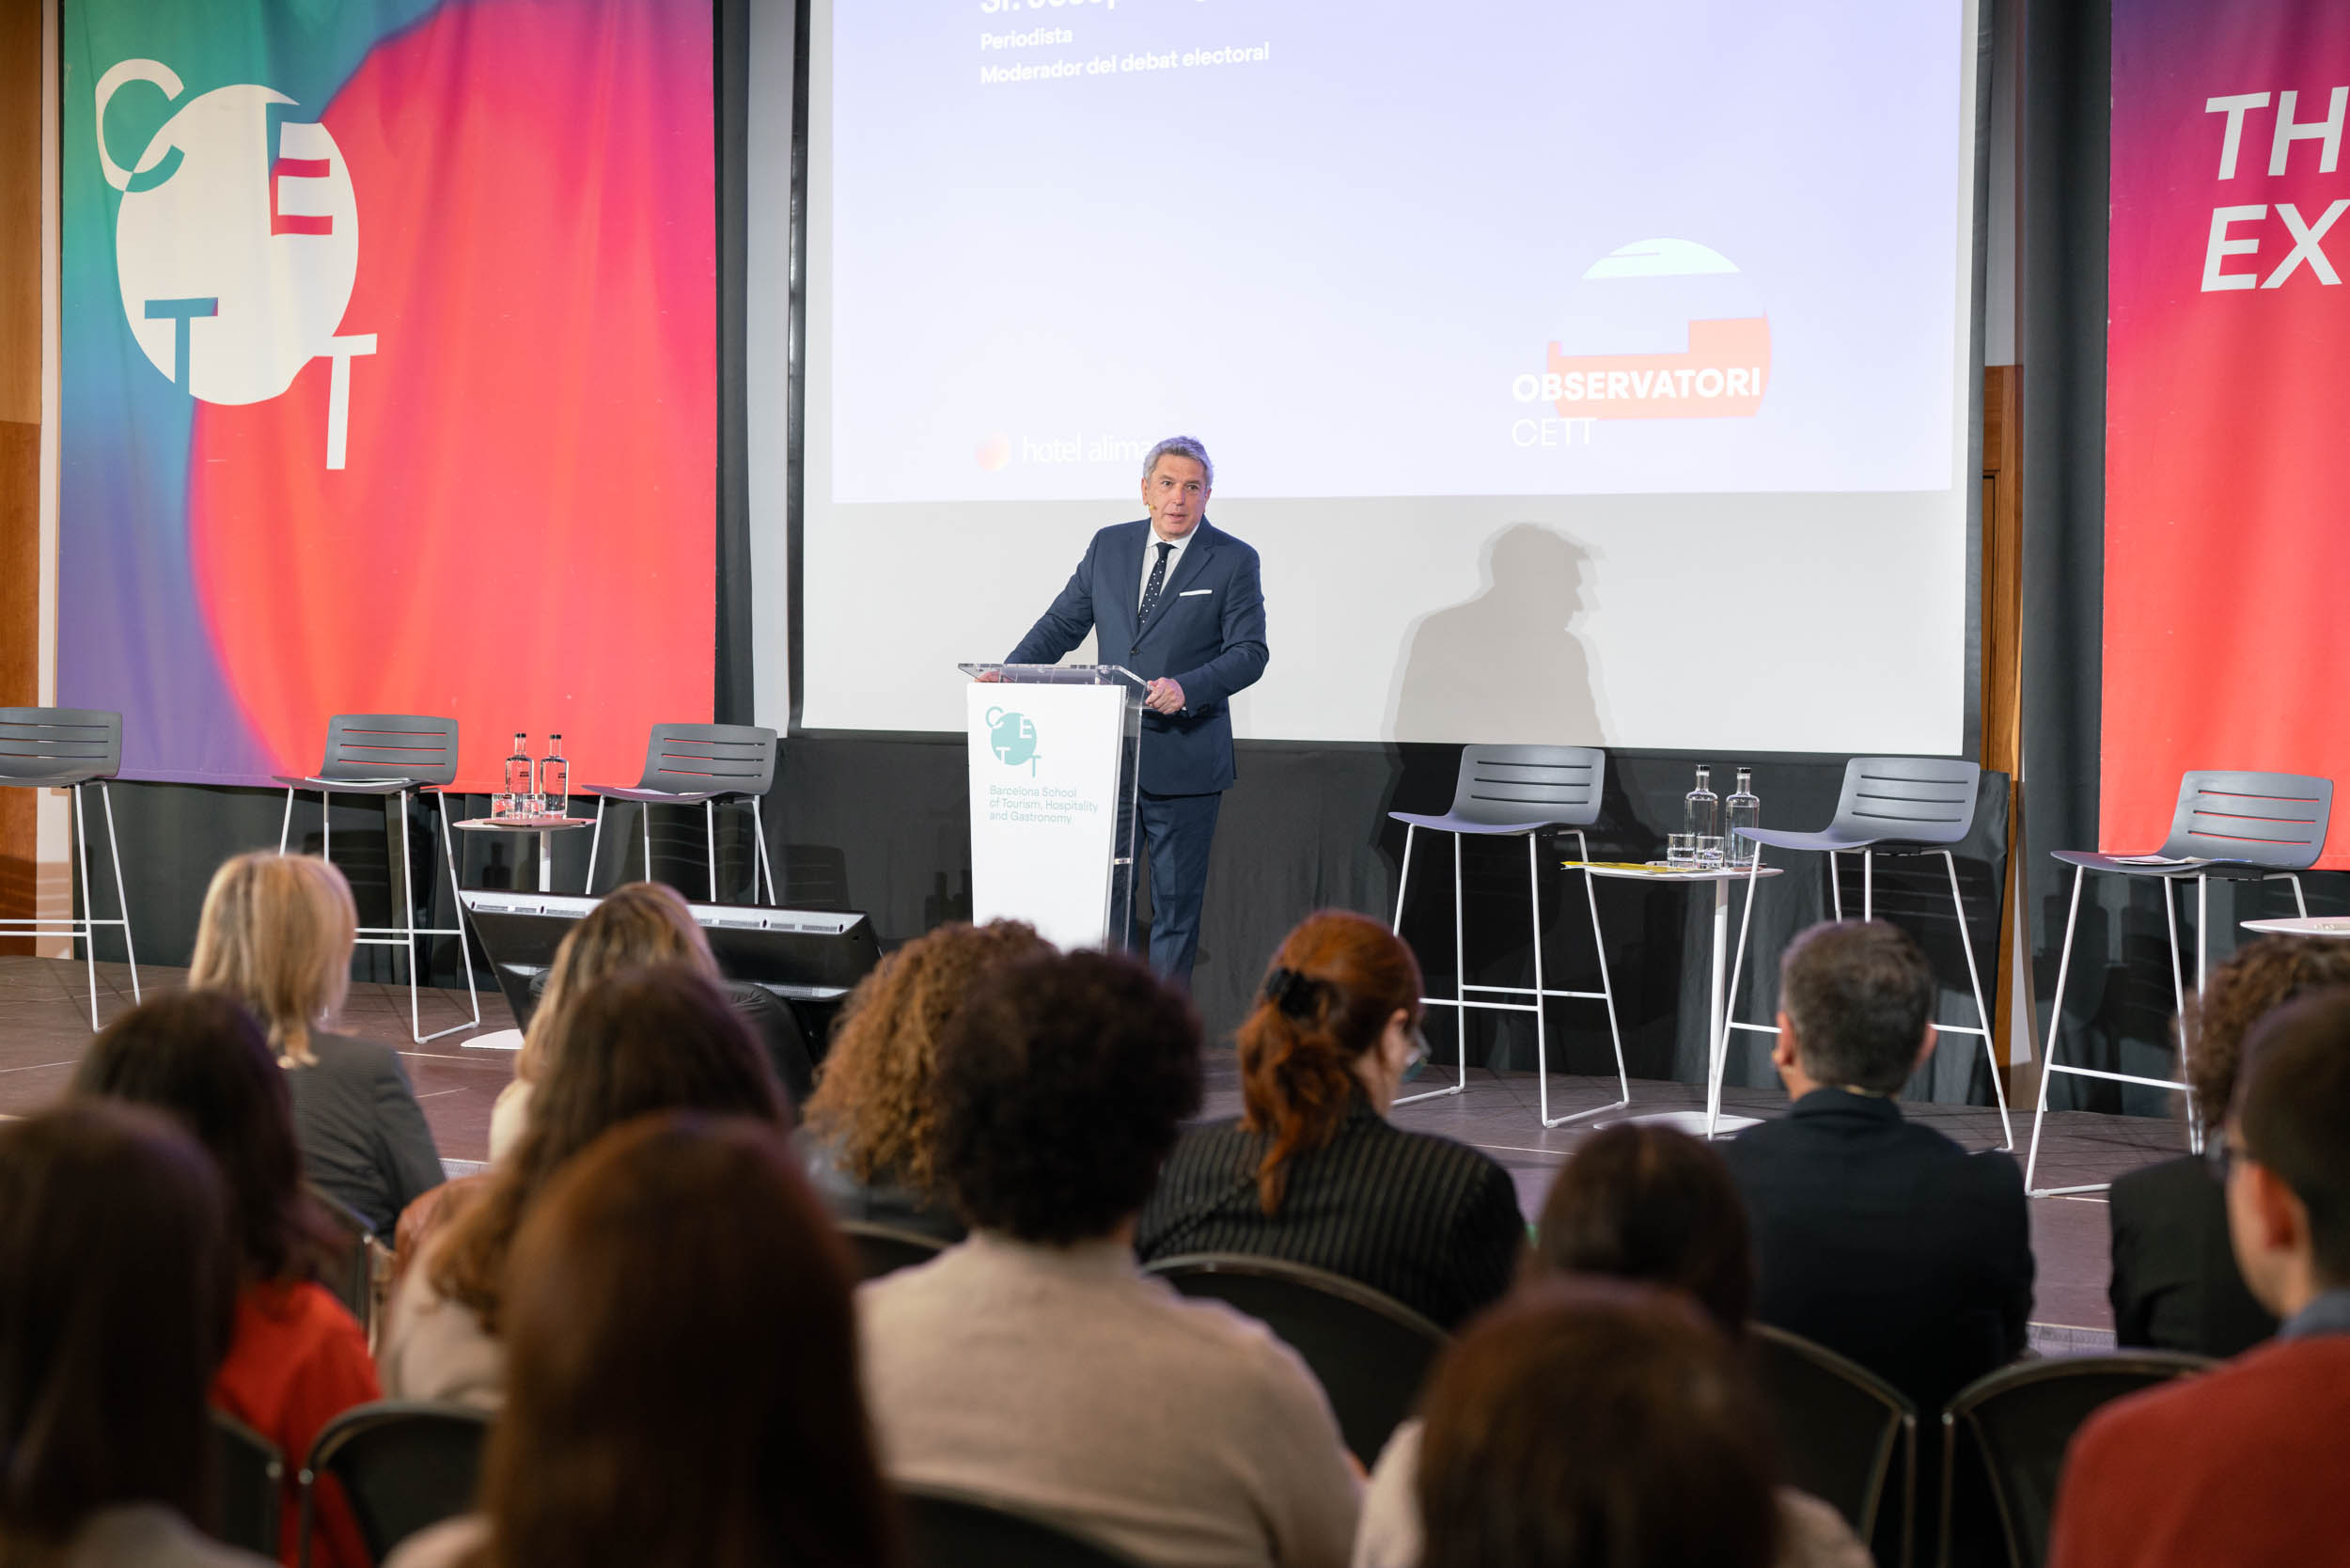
[1145,677,1185,714]
[975,670,1004,682]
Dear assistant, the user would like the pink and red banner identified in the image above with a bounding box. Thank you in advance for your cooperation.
[2105,0,2350,863]
[64,0,715,792]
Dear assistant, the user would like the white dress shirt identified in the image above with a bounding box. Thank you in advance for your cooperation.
[1137,525,1194,613]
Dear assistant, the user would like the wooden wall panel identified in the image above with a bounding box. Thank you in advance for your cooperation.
[0,0,44,953]
[1982,364,2024,1066]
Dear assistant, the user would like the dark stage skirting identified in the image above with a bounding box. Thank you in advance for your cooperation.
[84,744,2012,1106]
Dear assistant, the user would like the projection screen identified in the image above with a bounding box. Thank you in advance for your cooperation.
[768,0,1982,753]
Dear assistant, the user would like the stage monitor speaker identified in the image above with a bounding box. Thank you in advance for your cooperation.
[458,892,881,1037]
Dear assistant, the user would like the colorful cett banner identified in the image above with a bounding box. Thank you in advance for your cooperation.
[62,0,715,792]
[2106,0,2350,867]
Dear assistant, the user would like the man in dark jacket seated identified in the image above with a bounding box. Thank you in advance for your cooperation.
[1718,919,2034,1423]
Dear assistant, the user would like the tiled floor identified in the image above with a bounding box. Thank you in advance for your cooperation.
[3,953,2189,1344]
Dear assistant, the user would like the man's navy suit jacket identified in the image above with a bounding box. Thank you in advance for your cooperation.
[1005,518,1268,796]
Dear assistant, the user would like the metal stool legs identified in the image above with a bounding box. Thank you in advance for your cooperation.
[280,786,480,1045]
[2026,867,2306,1195]
[1390,823,1629,1126]
[0,782,144,1030]
[585,796,776,904]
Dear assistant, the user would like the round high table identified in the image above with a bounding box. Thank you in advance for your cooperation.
[453,815,595,894]
[2242,915,2350,938]
[1566,861,1783,1137]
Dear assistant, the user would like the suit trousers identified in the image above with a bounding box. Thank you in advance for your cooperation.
[1127,789,1222,990]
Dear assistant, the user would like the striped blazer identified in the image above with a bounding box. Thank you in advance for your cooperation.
[1136,1094,1525,1331]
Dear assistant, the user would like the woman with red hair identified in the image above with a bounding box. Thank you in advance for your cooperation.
[1136,910,1523,1329]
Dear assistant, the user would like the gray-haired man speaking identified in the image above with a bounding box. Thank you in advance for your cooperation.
[997,436,1269,988]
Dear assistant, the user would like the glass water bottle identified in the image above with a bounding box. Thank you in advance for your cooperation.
[504,732,535,811]
[1684,766,1722,867]
[1725,767,1762,868]
[540,734,570,819]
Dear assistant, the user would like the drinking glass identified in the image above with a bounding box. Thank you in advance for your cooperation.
[1666,833,1699,869]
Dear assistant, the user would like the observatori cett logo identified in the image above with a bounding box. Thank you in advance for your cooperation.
[96,58,375,469]
[987,708,1042,775]
[1512,239,1771,423]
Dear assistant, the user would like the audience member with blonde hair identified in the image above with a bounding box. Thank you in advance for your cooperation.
[385,1114,900,1568]
[190,852,442,1236]
[489,882,721,1162]
[800,918,1052,1241]
[1137,909,1522,1329]
[378,965,787,1405]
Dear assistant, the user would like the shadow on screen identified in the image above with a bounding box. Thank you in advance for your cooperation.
[1386,524,1604,745]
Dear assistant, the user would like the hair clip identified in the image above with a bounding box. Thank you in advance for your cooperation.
[1264,965,1323,1019]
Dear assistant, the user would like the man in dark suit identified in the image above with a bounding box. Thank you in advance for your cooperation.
[998,436,1268,987]
[1716,919,2033,1424]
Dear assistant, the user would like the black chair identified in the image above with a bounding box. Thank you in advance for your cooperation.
[583,722,779,902]
[1938,1351,2215,1568]
[299,1401,489,1568]
[2029,769,2332,1195]
[1732,756,2011,1148]
[839,1220,948,1281]
[1143,1253,1447,1466]
[1750,1324,1917,1548]
[0,707,140,1027]
[212,1409,284,1558]
[1386,744,1627,1128]
[306,1183,389,1349]
[275,713,480,1043]
[900,1483,1144,1568]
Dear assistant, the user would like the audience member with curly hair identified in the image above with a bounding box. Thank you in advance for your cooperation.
[1352,1125,1870,1568]
[74,993,381,1568]
[1415,1280,1780,1568]
[189,852,443,1236]
[384,1113,900,1568]
[857,949,1359,1568]
[378,965,786,1405]
[800,919,1052,1242]
[1136,910,1523,1330]
[0,1101,268,1568]
[2107,933,2350,1356]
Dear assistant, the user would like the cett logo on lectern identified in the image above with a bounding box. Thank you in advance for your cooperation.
[95,58,377,469]
[986,708,1042,776]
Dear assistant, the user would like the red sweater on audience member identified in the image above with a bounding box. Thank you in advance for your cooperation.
[210,1280,380,1568]
[2045,1331,2350,1568]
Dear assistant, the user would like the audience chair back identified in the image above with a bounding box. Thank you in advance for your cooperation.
[839,1220,948,1281]
[900,1483,1146,1568]
[307,1183,389,1349]
[212,1409,284,1559]
[300,1401,489,1568]
[1144,1253,1448,1466]
[1749,1325,1917,1545]
[1939,1351,2216,1568]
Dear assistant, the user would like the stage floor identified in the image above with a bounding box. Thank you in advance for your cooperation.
[2,955,2188,1348]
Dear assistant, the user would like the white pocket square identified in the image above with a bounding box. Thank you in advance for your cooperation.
[1178,588,1213,597]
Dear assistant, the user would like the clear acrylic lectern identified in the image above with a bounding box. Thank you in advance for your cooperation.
[959,663,1147,951]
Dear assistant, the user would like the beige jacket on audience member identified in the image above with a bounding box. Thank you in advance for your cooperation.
[859,1231,1359,1568]
[374,1232,505,1408]
[1352,1420,1873,1568]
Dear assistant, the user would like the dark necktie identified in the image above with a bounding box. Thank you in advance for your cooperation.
[1138,541,1174,623]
